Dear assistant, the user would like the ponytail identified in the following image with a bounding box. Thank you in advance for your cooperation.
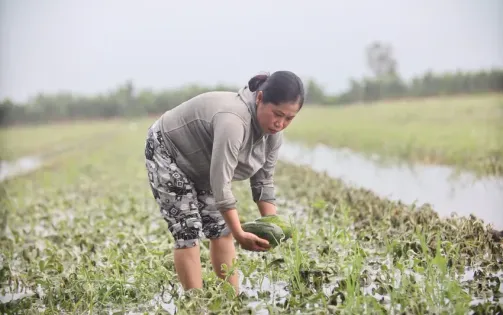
[248,74,269,92]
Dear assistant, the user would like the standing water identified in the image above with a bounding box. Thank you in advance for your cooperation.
[279,140,503,230]
[0,156,43,182]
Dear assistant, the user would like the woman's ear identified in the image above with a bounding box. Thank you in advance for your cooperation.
[255,91,263,106]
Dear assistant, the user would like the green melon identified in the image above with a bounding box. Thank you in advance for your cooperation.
[255,215,293,240]
[241,221,285,247]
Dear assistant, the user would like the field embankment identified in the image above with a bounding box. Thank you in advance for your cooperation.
[0,118,130,161]
[0,118,501,314]
[285,93,503,177]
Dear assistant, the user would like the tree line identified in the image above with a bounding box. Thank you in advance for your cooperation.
[1,41,502,126]
[306,41,502,105]
[306,67,503,105]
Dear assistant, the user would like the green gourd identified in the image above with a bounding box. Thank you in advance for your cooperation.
[241,221,285,247]
[255,215,293,240]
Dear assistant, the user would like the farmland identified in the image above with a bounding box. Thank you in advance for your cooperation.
[285,94,503,177]
[1,105,502,314]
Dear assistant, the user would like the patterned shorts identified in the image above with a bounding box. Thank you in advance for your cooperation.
[144,120,231,249]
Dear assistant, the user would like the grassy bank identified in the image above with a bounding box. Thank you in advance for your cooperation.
[1,118,501,314]
[0,118,131,161]
[285,93,503,177]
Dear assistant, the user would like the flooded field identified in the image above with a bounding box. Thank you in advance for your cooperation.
[280,141,503,230]
[0,118,502,314]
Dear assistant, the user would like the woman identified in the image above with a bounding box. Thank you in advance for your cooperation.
[144,70,305,293]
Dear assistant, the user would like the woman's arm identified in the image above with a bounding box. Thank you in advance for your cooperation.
[257,200,277,216]
[221,208,243,236]
[250,134,282,215]
[209,113,270,251]
[210,113,245,212]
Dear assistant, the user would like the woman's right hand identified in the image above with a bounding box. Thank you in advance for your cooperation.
[235,231,271,252]
[221,208,271,251]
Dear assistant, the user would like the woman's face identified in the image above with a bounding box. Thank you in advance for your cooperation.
[255,91,301,135]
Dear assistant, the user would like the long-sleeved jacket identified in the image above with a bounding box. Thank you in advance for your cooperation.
[158,85,281,212]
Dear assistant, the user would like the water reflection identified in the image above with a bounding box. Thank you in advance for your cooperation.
[279,140,503,230]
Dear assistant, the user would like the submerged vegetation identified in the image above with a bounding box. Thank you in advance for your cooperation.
[1,119,501,314]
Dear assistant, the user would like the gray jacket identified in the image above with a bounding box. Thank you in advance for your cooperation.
[159,85,282,212]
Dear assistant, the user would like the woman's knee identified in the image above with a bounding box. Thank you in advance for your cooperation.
[209,232,233,243]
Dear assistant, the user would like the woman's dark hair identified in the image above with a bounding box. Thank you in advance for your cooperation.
[248,71,305,108]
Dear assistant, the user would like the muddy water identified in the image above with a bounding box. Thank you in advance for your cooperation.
[0,156,42,182]
[142,271,290,314]
[0,290,35,304]
[279,140,503,230]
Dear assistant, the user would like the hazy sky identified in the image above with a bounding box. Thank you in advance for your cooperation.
[1,0,502,102]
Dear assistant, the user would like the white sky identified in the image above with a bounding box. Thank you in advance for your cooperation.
[1,0,502,102]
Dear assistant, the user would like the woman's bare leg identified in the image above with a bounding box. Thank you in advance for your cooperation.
[209,233,239,294]
[174,245,203,290]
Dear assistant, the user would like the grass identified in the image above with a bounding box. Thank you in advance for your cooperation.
[0,117,502,314]
[285,93,503,177]
[0,118,132,161]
